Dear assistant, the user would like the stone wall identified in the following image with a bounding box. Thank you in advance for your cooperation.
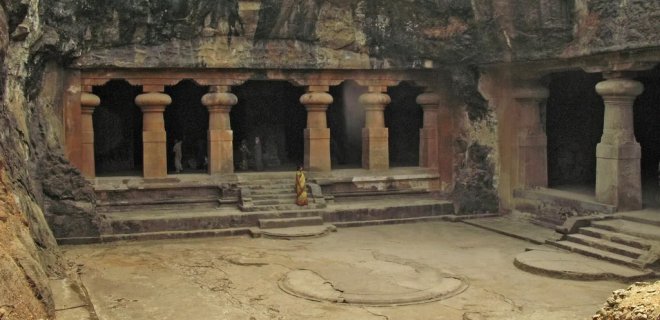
[0,0,103,317]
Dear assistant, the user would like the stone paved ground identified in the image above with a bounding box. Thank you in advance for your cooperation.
[63,222,628,320]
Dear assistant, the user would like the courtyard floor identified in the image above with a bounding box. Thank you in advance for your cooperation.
[62,221,625,320]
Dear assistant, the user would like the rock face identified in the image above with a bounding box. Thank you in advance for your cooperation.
[593,281,660,320]
[1,0,660,317]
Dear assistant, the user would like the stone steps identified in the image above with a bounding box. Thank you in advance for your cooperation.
[97,197,218,213]
[565,234,646,259]
[618,211,660,227]
[249,224,336,239]
[240,203,325,212]
[547,240,641,269]
[106,208,325,235]
[259,216,323,229]
[591,219,660,241]
[579,227,652,250]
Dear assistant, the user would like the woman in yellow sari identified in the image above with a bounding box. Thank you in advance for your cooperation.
[295,165,308,206]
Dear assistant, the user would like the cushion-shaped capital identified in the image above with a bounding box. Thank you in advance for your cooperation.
[81,92,101,108]
[300,91,333,106]
[202,92,238,107]
[135,92,172,107]
[596,78,644,97]
[416,92,441,107]
[359,92,391,107]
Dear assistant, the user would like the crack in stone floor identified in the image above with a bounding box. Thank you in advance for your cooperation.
[62,222,629,320]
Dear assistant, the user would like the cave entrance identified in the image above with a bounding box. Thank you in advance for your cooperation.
[92,80,143,176]
[164,80,210,174]
[634,66,660,208]
[327,81,365,169]
[231,81,306,172]
[386,82,424,167]
[546,71,604,195]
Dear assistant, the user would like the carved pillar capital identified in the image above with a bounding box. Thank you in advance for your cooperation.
[80,92,100,113]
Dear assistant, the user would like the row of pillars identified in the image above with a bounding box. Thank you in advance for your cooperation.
[515,73,645,211]
[79,84,446,179]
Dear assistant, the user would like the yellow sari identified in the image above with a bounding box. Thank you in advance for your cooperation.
[295,169,308,206]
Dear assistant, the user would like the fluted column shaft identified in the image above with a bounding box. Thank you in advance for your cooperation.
[202,88,238,175]
[359,88,391,170]
[514,82,549,188]
[301,86,333,172]
[80,92,101,178]
[595,76,644,210]
[135,92,171,179]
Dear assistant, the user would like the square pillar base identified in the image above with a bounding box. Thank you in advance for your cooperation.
[305,128,331,172]
[419,128,438,168]
[209,129,234,174]
[595,143,642,211]
[362,128,389,170]
[518,133,548,188]
[143,130,167,179]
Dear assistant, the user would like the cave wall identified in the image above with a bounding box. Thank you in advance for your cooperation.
[1,1,659,316]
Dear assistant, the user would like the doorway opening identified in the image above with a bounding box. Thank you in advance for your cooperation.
[546,71,604,195]
[231,81,307,171]
[92,80,143,176]
[386,82,424,167]
[164,80,209,174]
[327,81,365,169]
[635,66,660,208]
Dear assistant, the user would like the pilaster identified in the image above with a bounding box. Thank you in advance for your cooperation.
[80,92,101,178]
[513,81,549,188]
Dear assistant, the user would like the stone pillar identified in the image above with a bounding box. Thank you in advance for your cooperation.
[300,86,333,172]
[595,75,644,210]
[135,91,171,179]
[514,82,549,188]
[417,91,440,168]
[359,87,391,170]
[202,87,238,175]
[80,92,101,178]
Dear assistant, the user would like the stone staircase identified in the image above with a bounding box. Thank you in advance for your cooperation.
[96,185,226,213]
[549,211,660,270]
[238,178,327,212]
[249,214,336,239]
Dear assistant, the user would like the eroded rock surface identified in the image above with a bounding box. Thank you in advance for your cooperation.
[593,281,660,320]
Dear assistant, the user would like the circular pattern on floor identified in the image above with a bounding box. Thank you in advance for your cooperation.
[278,259,468,306]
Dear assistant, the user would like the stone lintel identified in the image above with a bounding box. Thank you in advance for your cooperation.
[596,143,641,160]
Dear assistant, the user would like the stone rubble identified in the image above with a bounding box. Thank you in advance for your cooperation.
[593,281,660,320]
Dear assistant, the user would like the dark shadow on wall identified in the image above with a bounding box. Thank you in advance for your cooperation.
[327,81,364,168]
[92,80,143,176]
[635,66,660,208]
[164,80,210,173]
[546,71,604,189]
[254,0,324,42]
[386,82,424,167]
[231,81,306,171]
